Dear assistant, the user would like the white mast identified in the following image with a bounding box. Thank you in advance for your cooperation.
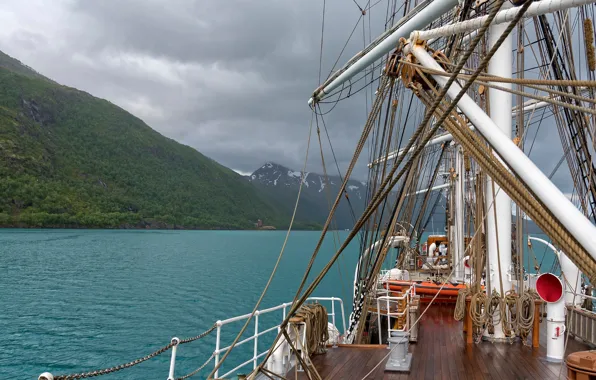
[485,16,513,340]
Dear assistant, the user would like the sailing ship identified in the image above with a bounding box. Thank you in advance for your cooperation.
[39,0,596,379]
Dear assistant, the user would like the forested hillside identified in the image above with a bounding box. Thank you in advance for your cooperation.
[0,50,317,229]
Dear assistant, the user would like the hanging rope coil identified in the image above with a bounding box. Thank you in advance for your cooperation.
[292,303,329,355]
[470,291,489,327]
[503,290,519,338]
[454,287,471,321]
[516,291,537,345]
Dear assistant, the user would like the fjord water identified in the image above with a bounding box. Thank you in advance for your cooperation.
[0,230,361,379]
[0,229,556,379]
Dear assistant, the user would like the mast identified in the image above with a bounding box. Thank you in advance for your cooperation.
[485,12,513,340]
[454,144,465,282]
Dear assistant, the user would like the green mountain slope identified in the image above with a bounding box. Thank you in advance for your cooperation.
[0,51,299,229]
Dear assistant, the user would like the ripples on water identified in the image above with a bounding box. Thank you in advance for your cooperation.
[0,230,361,379]
[0,229,555,379]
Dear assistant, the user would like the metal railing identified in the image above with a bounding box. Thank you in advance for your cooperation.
[40,297,345,380]
[166,296,346,379]
[375,285,415,345]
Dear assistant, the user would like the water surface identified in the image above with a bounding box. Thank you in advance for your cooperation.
[0,229,556,379]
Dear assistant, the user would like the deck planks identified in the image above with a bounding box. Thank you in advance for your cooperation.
[287,305,591,380]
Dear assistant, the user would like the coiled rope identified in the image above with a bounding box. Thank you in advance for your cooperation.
[516,290,538,345]
[470,291,489,327]
[293,303,330,355]
[454,287,471,321]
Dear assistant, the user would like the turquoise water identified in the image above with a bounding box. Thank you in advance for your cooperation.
[0,229,557,379]
[0,230,361,379]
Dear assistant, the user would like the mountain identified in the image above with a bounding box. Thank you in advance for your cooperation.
[0,50,307,229]
[247,162,366,229]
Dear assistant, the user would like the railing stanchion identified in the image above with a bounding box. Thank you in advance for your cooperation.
[339,299,346,336]
[214,322,221,378]
[387,296,391,348]
[167,337,180,380]
[377,297,382,345]
[254,311,260,370]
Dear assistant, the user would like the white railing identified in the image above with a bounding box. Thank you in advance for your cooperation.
[165,297,346,379]
[375,285,415,346]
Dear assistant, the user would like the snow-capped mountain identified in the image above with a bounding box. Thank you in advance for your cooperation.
[247,162,367,229]
[249,162,367,200]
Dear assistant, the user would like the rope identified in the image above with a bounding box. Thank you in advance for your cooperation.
[470,291,490,327]
[586,18,596,71]
[454,287,472,321]
[176,353,215,380]
[516,290,537,346]
[207,113,315,379]
[292,304,330,355]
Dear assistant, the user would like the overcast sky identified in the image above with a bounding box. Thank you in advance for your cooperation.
[0,0,573,191]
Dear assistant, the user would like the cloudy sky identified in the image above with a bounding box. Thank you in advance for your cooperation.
[0,0,573,190]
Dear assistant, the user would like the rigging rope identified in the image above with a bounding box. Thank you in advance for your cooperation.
[207,113,315,379]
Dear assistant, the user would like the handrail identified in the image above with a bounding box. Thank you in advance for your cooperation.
[39,297,345,380]
[375,285,415,346]
[210,296,345,378]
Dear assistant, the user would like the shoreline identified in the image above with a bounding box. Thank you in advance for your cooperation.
[0,225,324,231]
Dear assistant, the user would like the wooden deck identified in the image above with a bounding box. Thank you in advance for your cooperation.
[287,305,591,380]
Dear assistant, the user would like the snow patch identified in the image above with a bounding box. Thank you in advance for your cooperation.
[348,185,359,191]
[318,177,326,193]
[288,170,301,178]
[273,174,281,186]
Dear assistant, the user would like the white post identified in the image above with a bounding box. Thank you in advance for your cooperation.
[331,300,336,331]
[454,144,465,282]
[377,298,383,345]
[386,297,391,348]
[168,337,180,380]
[339,299,347,337]
[254,311,260,370]
[214,322,221,378]
[485,17,513,340]
[546,299,566,362]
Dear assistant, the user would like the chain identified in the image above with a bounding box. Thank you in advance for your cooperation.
[176,353,215,380]
[52,342,174,380]
[179,323,217,344]
[46,325,218,380]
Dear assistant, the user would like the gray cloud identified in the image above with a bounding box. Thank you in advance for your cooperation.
[0,0,573,192]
